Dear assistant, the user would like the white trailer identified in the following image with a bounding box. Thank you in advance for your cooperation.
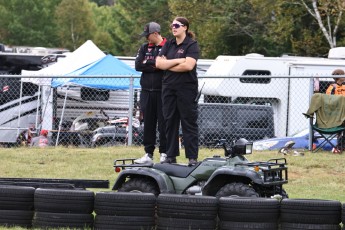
[200,48,345,138]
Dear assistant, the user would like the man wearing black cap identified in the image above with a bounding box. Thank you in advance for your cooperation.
[134,22,167,164]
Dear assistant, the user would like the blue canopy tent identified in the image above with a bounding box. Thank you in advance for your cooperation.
[51,54,141,146]
[51,54,141,89]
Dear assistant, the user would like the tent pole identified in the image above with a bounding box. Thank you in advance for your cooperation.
[127,76,134,146]
[55,87,68,146]
[41,86,52,129]
[35,85,41,130]
[17,79,24,139]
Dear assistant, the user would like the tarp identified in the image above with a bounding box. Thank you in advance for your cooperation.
[21,40,106,86]
[51,54,141,89]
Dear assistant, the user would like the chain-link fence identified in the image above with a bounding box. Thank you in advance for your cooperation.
[0,75,334,148]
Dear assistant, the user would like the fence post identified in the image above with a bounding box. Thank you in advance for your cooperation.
[127,76,134,146]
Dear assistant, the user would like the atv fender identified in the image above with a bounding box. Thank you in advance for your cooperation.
[112,167,175,193]
[202,167,263,196]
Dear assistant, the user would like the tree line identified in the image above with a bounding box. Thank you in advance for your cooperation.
[0,0,345,59]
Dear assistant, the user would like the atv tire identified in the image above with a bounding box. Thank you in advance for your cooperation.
[216,182,259,198]
[118,178,159,196]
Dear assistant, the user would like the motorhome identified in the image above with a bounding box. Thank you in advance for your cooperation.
[199,47,345,138]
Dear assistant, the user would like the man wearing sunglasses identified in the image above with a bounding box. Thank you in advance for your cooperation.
[134,22,168,164]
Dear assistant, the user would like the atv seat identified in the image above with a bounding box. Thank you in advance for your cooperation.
[153,162,201,178]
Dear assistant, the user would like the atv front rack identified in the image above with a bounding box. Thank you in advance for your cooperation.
[235,158,288,185]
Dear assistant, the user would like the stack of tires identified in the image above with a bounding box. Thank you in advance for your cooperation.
[94,192,156,229]
[32,188,95,229]
[0,185,35,228]
[280,199,342,230]
[218,197,280,230]
[156,194,218,230]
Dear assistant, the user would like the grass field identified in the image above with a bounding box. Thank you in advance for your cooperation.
[2,145,345,202]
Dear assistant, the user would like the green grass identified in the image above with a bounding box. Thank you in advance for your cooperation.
[1,146,345,229]
[2,146,345,202]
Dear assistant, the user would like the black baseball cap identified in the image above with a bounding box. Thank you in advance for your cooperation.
[140,22,161,37]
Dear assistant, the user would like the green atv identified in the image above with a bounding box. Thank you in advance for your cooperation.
[112,139,288,198]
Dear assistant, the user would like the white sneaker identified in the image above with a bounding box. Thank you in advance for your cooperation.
[160,153,167,163]
[134,153,153,164]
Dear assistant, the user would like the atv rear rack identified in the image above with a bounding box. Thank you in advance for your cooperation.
[114,158,153,170]
[235,158,288,185]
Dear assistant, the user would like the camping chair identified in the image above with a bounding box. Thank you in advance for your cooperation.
[303,113,345,153]
[303,93,345,153]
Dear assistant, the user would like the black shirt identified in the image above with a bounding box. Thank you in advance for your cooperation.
[135,38,167,91]
[159,36,199,88]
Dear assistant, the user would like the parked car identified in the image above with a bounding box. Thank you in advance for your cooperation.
[91,117,143,147]
[253,129,337,151]
[198,103,274,145]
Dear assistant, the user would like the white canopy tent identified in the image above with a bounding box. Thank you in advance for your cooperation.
[20,40,106,134]
[21,40,141,146]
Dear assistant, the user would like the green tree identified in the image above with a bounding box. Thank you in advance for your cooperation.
[300,0,345,48]
[167,0,227,58]
[111,0,171,56]
[251,0,343,56]
[55,0,96,50]
[89,2,115,54]
[0,0,60,47]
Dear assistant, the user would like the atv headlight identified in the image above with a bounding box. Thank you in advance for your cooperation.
[245,142,253,154]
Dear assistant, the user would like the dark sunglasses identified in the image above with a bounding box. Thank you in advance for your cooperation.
[170,23,184,29]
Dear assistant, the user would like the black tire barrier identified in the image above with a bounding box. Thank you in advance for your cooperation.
[34,188,95,214]
[156,194,218,229]
[157,194,218,220]
[94,215,155,230]
[0,210,34,228]
[0,185,35,210]
[342,203,345,225]
[280,198,342,225]
[1,185,345,229]
[218,196,280,223]
[219,221,278,230]
[156,217,217,230]
[280,222,341,230]
[94,191,156,216]
[32,212,94,229]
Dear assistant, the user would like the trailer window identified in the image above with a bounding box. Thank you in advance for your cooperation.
[80,87,109,101]
[240,70,271,84]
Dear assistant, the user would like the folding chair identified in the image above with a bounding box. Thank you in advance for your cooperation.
[303,93,345,153]
[303,113,345,153]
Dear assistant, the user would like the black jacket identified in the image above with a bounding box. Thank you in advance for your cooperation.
[135,38,167,91]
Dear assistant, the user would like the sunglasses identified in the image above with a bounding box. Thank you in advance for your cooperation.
[170,23,184,29]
